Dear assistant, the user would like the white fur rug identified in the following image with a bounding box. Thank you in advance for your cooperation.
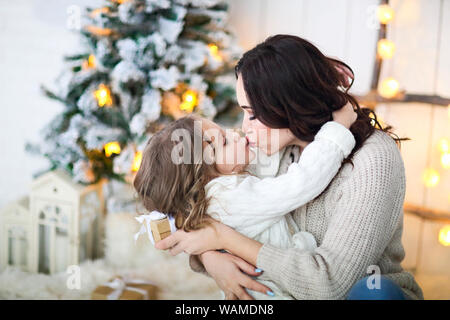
[0,213,222,300]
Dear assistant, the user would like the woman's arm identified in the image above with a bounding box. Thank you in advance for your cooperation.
[156,219,262,266]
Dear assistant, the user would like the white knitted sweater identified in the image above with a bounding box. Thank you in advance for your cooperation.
[205,121,355,251]
[191,129,424,300]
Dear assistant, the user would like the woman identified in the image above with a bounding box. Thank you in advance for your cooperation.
[155,35,423,300]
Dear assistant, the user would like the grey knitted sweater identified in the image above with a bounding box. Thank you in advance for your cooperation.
[190,130,424,300]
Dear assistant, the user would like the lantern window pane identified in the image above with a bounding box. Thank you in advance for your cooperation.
[38,224,50,274]
[55,227,68,273]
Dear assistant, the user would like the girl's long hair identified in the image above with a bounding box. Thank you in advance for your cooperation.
[235,34,402,164]
[133,115,218,231]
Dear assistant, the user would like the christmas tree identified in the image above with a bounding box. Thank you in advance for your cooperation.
[26,0,243,191]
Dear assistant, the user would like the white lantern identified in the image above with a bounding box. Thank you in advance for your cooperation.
[29,169,106,274]
[0,197,32,271]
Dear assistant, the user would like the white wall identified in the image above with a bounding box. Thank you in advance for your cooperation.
[0,0,101,208]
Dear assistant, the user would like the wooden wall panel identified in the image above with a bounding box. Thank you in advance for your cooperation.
[227,0,266,50]
[301,0,350,59]
[380,0,442,93]
[345,0,379,94]
[436,0,450,96]
[261,0,306,39]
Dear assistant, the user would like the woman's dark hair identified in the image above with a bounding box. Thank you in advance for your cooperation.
[235,34,401,164]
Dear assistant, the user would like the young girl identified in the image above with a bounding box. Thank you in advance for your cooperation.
[133,105,356,299]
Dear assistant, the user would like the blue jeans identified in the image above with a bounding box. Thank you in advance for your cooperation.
[347,275,408,300]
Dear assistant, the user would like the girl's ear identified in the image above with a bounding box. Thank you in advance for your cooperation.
[175,214,184,229]
[202,140,215,165]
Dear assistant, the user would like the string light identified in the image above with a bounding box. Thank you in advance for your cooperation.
[179,89,198,112]
[441,153,450,169]
[85,26,113,37]
[208,43,222,61]
[82,54,96,70]
[377,4,394,24]
[132,151,142,172]
[377,39,396,59]
[438,138,449,153]
[104,142,121,157]
[439,225,450,247]
[90,7,109,17]
[422,168,440,188]
[94,84,113,107]
[378,77,400,99]
[369,112,387,128]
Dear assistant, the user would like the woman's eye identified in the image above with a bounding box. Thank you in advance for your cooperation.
[249,115,256,120]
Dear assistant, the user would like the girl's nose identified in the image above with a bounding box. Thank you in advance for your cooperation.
[242,117,249,134]
[235,129,246,137]
[231,131,241,141]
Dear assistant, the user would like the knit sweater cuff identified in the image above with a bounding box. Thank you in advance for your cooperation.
[256,243,287,274]
[315,121,355,157]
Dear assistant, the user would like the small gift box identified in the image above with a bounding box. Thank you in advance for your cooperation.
[150,218,171,242]
[134,211,177,245]
[91,276,158,300]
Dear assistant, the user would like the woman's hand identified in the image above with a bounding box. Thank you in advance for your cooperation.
[332,102,357,129]
[155,220,227,255]
[201,250,273,300]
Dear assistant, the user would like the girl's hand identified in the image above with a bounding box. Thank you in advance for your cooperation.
[334,63,354,88]
[201,250,273,300]
[332,102,357,129]
[155,220,226,255]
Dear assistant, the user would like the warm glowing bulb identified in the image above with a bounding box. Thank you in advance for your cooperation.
[377,39,396,59]
[180,90,198,112]
[441,153,450,169]
[90,7,109,17]
[85,25,113,36]
[104,142,121,157]
[378,77,400,99]
[208,43,223,61]
[422,168,440,188]
[438,138,449,153]
[132,151,142,172]
[439,225,450,247]
[369,113,386,128]
[94,84,113,107]
[82,54,96,69]
[209,44,218,54]
[377,4,394,24]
